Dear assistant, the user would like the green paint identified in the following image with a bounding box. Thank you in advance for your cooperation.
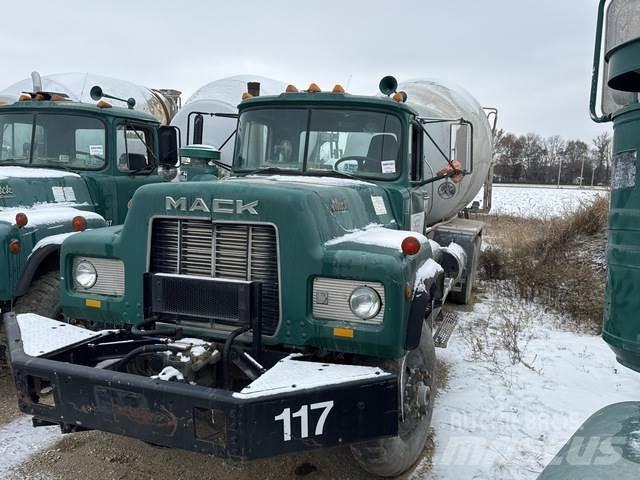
[59,92,446,359]
[0,100,169,303]
[592,0,640,372]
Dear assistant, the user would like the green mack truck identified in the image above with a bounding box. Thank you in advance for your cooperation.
[539,1,640,478]
[2,77,495,476]
[0,73,180,318]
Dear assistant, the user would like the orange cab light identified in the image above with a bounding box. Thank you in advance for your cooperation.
[34,93,45,101]
[8,239,20,254]
[307,83,322,93]
[15,212,28,228]
[332,84,345,93]
[285,84,299,93]
[392,92,404,102]
[18,94,31,102]
[241,92,254,100]
[50,94,65,102]
[401,236,421,256]
[72,215,87,232]
[96,100,112,109]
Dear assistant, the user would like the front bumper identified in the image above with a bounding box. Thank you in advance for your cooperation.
[3,312,398,459]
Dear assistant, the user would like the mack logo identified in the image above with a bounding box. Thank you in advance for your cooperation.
[165,196,259,215]
[0,184,14,198]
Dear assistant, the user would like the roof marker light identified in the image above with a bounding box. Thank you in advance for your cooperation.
[285,84,299,93]
[96,100,112,109]
[307,83,322,93]
[241,92,254,100]
[332,84,345,93]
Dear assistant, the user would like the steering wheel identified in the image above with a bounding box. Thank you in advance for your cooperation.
[334,155,369,172]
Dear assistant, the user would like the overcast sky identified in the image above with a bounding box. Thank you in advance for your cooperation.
[1,0,609,142]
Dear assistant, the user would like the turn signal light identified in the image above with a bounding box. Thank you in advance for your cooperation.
[307,83,322,93]
[72,215,87,232]
[15,212,28,228]
[401,236,421,256]
[8,239,20,254]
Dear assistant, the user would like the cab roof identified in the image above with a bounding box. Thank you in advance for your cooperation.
[0,100,159,123]
[238,92,418,116]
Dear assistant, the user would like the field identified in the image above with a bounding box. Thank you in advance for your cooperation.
[0,185,632,480]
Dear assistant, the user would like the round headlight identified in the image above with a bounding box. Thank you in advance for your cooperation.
[75,260,97,289]
[349,286,382,320]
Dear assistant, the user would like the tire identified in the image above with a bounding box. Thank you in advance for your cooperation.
[449,234,482,305]
[350,323,436,477]
[14,270,62,319]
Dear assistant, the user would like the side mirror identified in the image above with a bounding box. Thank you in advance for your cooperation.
[158,126,179,166]
[450,122,473,172]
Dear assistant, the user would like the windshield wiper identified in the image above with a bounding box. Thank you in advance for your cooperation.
[306,169,360,181]
[241,167,302,176]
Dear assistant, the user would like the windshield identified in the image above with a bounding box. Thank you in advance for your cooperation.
[0,113,106,170]
[234,108,402,179]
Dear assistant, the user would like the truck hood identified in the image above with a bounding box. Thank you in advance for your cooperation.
[128,174,400,241]
[0,166,95,212]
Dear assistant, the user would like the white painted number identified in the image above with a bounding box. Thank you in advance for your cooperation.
[274,401,334,442]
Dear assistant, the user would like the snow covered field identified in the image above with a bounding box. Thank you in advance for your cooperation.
[415,284,640,480]
[474,184,608,218]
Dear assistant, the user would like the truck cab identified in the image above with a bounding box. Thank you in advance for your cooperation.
[3,79,492,477]
[0,93,179,317]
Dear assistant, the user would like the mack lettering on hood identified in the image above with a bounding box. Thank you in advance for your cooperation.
[165,196,259,215]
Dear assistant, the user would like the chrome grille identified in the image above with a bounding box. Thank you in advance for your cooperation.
[149,219,280,335]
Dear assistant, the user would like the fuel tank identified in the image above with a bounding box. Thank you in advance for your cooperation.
[399,80,493,224]
[0,72,180,124]
[171,75,287,165]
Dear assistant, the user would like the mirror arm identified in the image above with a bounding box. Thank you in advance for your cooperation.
[413,169,470,188]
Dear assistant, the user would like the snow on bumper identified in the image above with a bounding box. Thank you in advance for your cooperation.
[3,312,399,459]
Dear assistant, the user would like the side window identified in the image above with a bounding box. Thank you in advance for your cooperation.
[1,117,33,162]
[117,124,153,172]
[410,123,422,181]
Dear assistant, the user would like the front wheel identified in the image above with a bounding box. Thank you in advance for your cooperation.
[350,323,436,477]
[14,270,62,319]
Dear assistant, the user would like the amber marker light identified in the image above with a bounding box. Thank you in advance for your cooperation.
[8,239,20,254]
[15,212,28,228]
[241,92,254,100]
[285,84,299,93]
[332,84,345,93]
[72,216,87,232]
[307,83,322,93]
[96,100,112,109]
[401,236,421,256]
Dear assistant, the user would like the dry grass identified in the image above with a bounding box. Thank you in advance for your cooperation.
[478,195,609,332]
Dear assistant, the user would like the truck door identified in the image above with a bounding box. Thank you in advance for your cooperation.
[408,122,432,233]
[110,122,163,224]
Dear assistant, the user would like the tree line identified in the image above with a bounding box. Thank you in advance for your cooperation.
[492,130,612,186]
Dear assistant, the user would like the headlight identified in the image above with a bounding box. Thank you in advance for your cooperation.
[349,286,382,320]
[74,260,97,289]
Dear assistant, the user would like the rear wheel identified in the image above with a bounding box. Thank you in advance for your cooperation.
[14,270,62,319]
[350,323,436,477]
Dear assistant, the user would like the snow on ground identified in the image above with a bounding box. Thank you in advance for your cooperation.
[0,417,59,478]
[474,184,609,218]
[416,284,640,480]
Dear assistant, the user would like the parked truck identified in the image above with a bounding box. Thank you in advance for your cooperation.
[539,1,640,478]
[0,72,180,317]
[2,77,495,476]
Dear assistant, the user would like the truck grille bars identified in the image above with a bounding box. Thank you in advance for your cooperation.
[150,219,280,335]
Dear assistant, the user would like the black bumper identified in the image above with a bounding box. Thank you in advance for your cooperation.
[3,312,398,459]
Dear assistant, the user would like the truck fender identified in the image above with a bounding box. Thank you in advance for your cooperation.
[405,269,444,350]
[14,244,60,297]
